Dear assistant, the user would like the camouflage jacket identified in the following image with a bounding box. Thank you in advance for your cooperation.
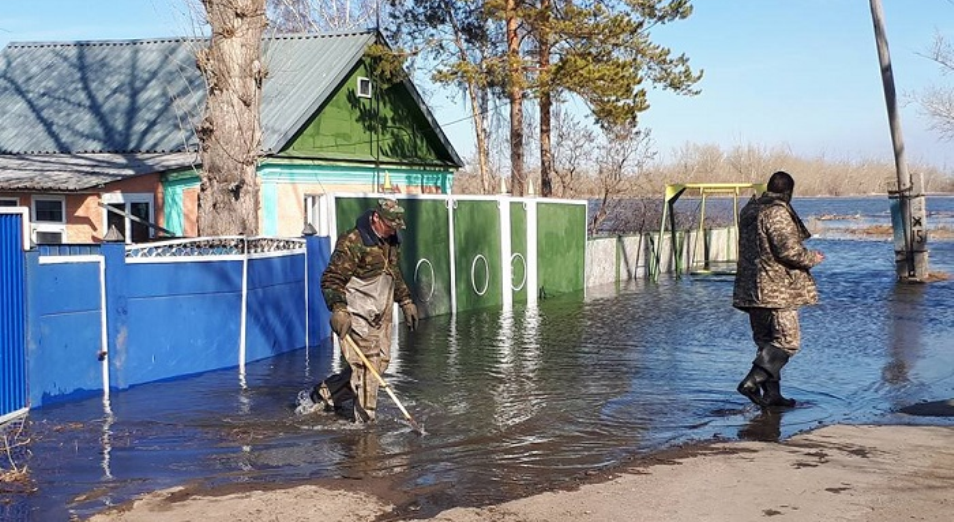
[321,210,412,312]
[733,192,820,309]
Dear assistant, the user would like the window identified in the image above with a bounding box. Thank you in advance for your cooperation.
[0,197,19,207]
[33,198,64,222]
[102,193,154,243]
[357,76,372,99]
[31,195,66,244]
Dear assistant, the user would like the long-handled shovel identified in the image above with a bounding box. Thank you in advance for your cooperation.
[342,333,424,435]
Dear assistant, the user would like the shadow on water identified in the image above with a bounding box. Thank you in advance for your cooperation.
[5,239,954,520]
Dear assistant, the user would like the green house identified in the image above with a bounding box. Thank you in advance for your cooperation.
[0,30,463,241]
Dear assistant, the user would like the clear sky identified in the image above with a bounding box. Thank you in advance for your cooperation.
[2,1,953,172]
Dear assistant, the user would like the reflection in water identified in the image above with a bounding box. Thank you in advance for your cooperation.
[7,239,954,520]
[884,284,924,386]
[737,409,784,442]
[101,403,114,481]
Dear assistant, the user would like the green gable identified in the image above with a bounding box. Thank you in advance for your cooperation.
[281,60,456,167]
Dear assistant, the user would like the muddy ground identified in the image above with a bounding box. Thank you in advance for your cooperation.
[87,423,954,522]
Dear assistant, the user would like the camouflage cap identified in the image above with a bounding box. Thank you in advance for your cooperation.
[376,198,406,229]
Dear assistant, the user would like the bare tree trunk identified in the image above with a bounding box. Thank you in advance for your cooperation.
[538,0,552,197]
[446,7,492,195]
[506,0,525,196]
[196,0,267,236]
[468,85,492,194]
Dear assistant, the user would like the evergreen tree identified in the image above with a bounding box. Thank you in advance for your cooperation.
[527,0,702,196]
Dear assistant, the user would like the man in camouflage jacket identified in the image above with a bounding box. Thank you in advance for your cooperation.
[301,198,419,422]
[734,171,824,408]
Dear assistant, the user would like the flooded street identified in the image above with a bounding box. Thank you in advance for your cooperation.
[6,237,954,521]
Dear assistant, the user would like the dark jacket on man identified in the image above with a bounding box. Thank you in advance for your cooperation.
[321,209,413,312]
[733,192,820,310]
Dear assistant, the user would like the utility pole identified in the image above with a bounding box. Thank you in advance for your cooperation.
[869,0,929,281]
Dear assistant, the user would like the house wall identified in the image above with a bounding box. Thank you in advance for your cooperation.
[73,174,164,242]
[183,186,198,237]
[1,174,165,244]
[263,164,452,237]
[162,164,453,238]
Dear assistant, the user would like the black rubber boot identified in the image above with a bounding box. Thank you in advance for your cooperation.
[761,379,796,408]
[752,346,796,408]
[737,365,770,406]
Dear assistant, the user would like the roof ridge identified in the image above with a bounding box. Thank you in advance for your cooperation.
[5,37,202,49]
[5,29,377,50]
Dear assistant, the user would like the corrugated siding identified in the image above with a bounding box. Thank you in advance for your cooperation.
[0,212,27,417]
[0,32,374,155]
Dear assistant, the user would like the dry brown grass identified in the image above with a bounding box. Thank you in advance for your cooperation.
[0,418,35,494]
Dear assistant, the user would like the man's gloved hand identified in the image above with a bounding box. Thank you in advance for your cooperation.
[330,308,352,339]
[401,301,419,331]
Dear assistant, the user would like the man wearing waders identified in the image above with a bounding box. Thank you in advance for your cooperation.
[734,171,824,408]
[297,198,419,421]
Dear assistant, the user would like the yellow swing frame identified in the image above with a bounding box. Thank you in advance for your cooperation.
[649,182,765,282]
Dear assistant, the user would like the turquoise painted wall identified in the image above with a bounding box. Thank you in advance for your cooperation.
[161,164,453,237]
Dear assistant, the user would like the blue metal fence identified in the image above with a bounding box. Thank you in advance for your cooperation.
[20,236,332,407]
[0,209,28,422]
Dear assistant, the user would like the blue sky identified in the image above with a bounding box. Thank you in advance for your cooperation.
[2,1,953,172]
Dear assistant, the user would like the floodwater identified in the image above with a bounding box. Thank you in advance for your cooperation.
[6,212,954,521]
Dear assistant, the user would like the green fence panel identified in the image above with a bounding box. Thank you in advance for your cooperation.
[331,195,584,315]
[333,196,452,317]
[509,201,528,304]
[401,198,452,317]
[453,199,503,311]
[537,202,586,297]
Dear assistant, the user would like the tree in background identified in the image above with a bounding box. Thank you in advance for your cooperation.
[589,124,656,233]
[915,32,954,141]
[550,105,595,198]
[388,0,700,197]
[388,0,502,195]
[195,0,268,236]
[525,0,701,197]
[267,0,384,32]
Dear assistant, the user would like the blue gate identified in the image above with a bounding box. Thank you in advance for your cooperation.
[0,208,28,422]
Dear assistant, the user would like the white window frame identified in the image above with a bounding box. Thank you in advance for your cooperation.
[31,195,66,243]
[101,192,155,244]
[304,193,331,236]
[357,76,372,99]
[0,196,20,207]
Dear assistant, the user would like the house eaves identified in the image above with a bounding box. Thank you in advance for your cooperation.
[0,152,198,191]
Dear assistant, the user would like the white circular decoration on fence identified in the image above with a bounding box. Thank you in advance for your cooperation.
[471,255,490,296]
[511,253,527,291]
[414,258,436,302]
